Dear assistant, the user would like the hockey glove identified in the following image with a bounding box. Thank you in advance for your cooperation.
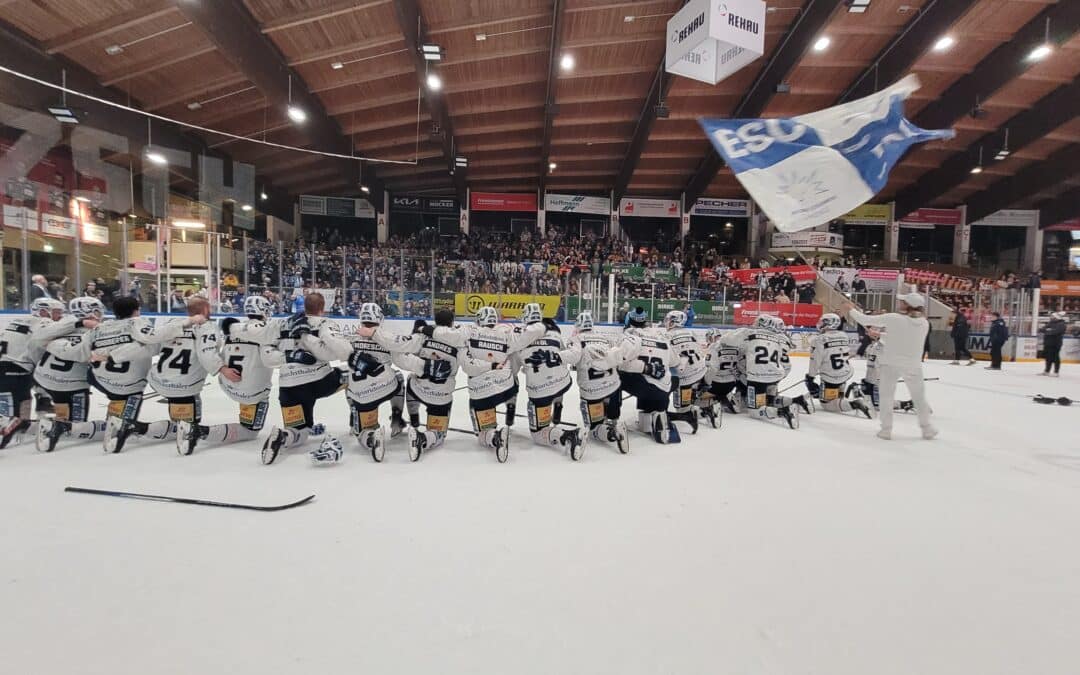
[804,375,821,398]
[287,313,311,340]
[542,318,560,333]
[348,350,385,378]
[422,358,453,383]
[285,349,317,366]
[643,360,666,380]
[220,317,240,336]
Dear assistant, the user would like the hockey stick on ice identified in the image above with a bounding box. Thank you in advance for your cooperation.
[65,486,315,512]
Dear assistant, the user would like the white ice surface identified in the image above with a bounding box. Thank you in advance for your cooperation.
[1,358,1078,675]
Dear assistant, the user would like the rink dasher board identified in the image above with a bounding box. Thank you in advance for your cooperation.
[0,311,1069,362]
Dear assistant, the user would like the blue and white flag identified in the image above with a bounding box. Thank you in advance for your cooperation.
[700,75,954,232]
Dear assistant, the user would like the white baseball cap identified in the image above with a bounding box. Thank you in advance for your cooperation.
[896,292,926,308]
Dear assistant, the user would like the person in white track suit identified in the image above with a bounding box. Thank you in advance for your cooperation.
[461,306,545,462]
[617,308,682,444]
[861,327,916,414]
[512,304,586,461]
[175,295,280,456]
[565,311,637,453]
[259,293,349,465]
[724,314,807,429]
[703,327,740,415]
[663,309,710,431]
[396,309,467,461]
[805,313,872,418]
[32,297,109,452]
[844,294,937,440]
[0,298,64,449]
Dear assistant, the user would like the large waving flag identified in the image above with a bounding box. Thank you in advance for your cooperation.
[699,75,954,232]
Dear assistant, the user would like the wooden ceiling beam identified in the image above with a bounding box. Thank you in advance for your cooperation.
[1037,185,1080,228]
[309,64,416,94]
[100,45,217,86]
[427,12,550,37]
[173,0,385,202]
[44,1,175,54]
[287,35,402,67]
[540,0,565,195]
[261,0,390,34]
[683,0,843,207]
[143,73,249,111]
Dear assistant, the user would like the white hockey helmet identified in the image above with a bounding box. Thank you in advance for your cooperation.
[705,327,722,343]
[69,296,105,319]
[475,306,499,328]
[754,314,786,332]
[30,297,55,317]
[520,302,543,325]
[575,311,594,332]
[243,295,273,319]
[817,313,841,331]
[664,310,687,329]
[359,302,384,325]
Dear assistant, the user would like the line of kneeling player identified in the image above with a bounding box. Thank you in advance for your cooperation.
[0,293,912,463]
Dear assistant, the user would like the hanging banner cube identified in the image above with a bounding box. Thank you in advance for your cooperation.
[666,0,766,85]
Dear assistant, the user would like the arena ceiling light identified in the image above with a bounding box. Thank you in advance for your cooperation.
[1027,17,1053,62]
[421,44,444,61]
[171,219,205,229]
[104,44,124,56]
[847,0,871,13]
[970,147,984,174]
[426,72,443,91]
[560,53,575,71]
[286,75,306,124]
[548,161,557,171]
[813,36,831,52]
[260,190,268,200]
[360,185,370,194]
[455,156,468,168]
[330,61,344,70]
[933,35,955,52]
[48,106,79,124]
[145,149,168,166]
[995,129,1011,161]
[240,204,253,212]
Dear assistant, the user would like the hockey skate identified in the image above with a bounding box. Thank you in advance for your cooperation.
[777,405,799,430]
[261,428,289,465]
[608,420,629,454]
[362,427,386,462]
[492,426,510,463]
[558,426,585,462]
[1,418,31,450]
[103,416,137,454]
[669,407,699,434]
[35,416,68,453]
[895,400,916,413]
[791,395,814,415]
[407,426,425,462]
[698,400,722,429]
[849,398,873,419]
[174,421,203,456]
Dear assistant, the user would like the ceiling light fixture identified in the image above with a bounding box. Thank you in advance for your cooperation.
[260,191,268,200]
[475,33,487,41]
[186,101,202,110]
[330,61,344,70]
[286,75,306,124]
[145,150,167,166]
[360,185,371,194]
[624,15,635,22]
[995,128,1010,160]
[560,53,575,71]
[74,196,91,203]
[813,36,831,52]
[971,147,984,174]
[104,44,124,56]
[847,0,871,13]
[933,35,955,52]
[548,162,557,171]
[171,219,206,229]
[455,156,468,167]
[426,72,443,91]
[240,204,253,212]
[1027,17,1053,62]
[48,106,79,124]
[421,44,444,61]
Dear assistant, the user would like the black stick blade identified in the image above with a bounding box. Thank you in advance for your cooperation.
[65,487,315,512]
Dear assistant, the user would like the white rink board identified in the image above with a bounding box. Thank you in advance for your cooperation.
[1,350,1079,675]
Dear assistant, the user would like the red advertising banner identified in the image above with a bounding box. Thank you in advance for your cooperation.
[727,264,817,285]
[735,302,823,328]
[1040,280,1080,297]
[470,192,538,212]
[899,208,963,226]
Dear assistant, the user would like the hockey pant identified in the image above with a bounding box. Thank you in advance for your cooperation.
[670,376,704,412]
[405,383,450,450]
[0,368,35,440]
[744,380,799,421]
[469,383,517,450]
[275,369,347,449]
[193,398,271,446]
[818,382,857,413]
[580,391,622,431]
[349,377,404,448]
[41,388,106,441]
[708,381,739,412]
[619,372,673,441]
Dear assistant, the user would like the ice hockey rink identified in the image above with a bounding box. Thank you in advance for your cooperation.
[1,356,1077,675]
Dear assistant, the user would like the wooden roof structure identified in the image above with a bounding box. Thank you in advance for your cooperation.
[1,0,1077,224]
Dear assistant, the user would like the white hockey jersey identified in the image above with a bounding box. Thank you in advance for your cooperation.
[56,317,190,396]
[236,315,347,389]
[618,328,678,393]
[705,339,740,385]
[148,320,225,398]
[864,340,882,386]
[32,318,92,392]
[808,330,853,385]
[514,328,573,400]
[220,319,281,404]
[461,322,545,400]
[395,326,468,407]
[726,327,792,383]
[343,329,416,405]
[566,331,639,401]
[0,314,50,373]
[666,328,708,385]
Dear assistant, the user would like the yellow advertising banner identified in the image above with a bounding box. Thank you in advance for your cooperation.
[454,293,561,318]
[843,203,891,225]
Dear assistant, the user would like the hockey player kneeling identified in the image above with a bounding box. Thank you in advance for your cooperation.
[175,296,279,456]
[729,315,806,429]
[261,293,350,465]
[0,298,64,449]
[461,306,544,462]
[515,304,585,461]
[703,328,740,416]
[804,313,871,419]
[342,303,419,463]
[663,310,711,431]
[566,312,636,454]
[618,308,681,443]
[396,310,467,461]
